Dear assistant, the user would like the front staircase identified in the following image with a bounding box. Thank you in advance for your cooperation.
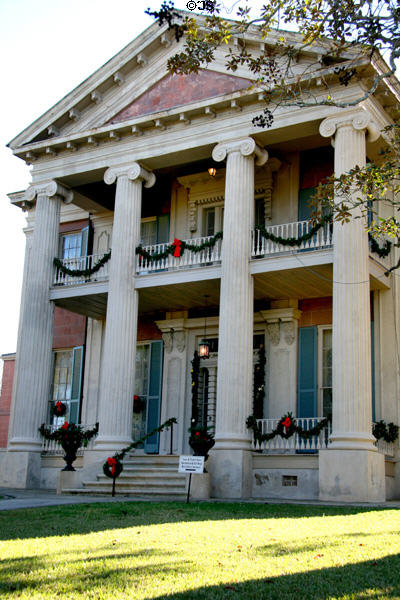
[63,455,187,498]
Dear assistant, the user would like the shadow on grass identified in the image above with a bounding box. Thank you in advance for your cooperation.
[0,549,193,595]
[0,501,395,541]
[147,553,400,600]
[0,550,398,599]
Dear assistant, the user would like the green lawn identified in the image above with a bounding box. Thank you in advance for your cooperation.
[0,502,399,599]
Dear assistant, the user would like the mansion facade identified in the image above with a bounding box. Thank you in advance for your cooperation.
[0,13,399,502]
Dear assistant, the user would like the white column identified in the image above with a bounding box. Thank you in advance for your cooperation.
[95,163,155,451]
[210,138,268,498]
[319,109,385,502]
[5,182,70,487]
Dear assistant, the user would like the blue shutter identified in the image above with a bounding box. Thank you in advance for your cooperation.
[297,327,317,418]
[144,340,163,453]
[70,346,84,424]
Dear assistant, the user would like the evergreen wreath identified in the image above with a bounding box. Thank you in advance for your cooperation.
[54,251,111,277]
[52,401,67,417]
[253,343,266,419]
[373,420,399,444]
[246,413,331,445]
[136,231,223,263]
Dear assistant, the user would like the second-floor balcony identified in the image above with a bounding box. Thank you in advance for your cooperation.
[53,220,333,288]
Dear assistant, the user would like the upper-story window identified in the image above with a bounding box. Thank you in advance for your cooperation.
[60,225,90,260]
[140,215,169,246]
[203,205,223,236]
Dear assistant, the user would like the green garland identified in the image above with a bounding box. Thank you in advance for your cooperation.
[368,234,393,258]
[373,420,399,443]
[253,343,266,419]
[39,422,99,447]
[54,252,111,277]
[102,417,178,479]
[190,351,201,427]
[136,231,223,263]
[246,413,331,445]
[255,214,333,247]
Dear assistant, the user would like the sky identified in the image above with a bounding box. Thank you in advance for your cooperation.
[0,0,233,360]
[0,0,272,361]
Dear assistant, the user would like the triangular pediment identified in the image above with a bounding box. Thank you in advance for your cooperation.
[108,70,251,124]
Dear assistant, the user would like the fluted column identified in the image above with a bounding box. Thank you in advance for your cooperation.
[210,138,268,498]
[8,182,71,454]
[319,109,385,502]
[95,163,155,451]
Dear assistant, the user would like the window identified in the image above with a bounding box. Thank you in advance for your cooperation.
[51,347,84,425]
[318,327,332,418]
[60,226,90,260]
[140,215,169,246]
[203,205,223,236]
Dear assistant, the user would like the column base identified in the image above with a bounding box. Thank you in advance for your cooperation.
[93,436,133,453]
[208,448,252,499]
[0,451,41,489]
[319,449,385,503]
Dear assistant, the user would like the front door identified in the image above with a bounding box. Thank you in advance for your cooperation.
[133,340,163,453]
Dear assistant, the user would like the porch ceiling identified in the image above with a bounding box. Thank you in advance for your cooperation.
[253,264,333,300]
[138,279,221,313]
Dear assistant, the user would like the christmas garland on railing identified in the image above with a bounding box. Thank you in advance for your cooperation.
[368,234,393,258]
[255,214,333,247]
[253,343,266,419]
[246,413,331,444]
[102,417,177,479]
[54,251,111,277]
[373,420,399,444]
[190,351,201,426]
[136,231,223,263]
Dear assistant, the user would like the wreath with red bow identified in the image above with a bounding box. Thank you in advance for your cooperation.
[103,456,123,479]
[52,401,67,417]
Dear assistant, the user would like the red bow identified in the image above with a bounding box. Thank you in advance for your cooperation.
[173,238,182,257]
[61,421,69,430]
[107,457,117,476]
[134,395,139,401]
[282,417,292,432]
[55,401,63,414]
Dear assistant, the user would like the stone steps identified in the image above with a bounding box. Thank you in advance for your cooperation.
[61,454,187,498]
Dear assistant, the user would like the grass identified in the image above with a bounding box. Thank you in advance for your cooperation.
[0,502,399,599]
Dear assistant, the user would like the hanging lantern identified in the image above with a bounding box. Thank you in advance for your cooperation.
[208,167,217,177]
[199,340,210,359]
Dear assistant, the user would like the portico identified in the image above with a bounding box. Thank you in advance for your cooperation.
[2,14,399,500]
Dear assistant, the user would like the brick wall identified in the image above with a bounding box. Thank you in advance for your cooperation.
[53,307,86,349]
[299,297,332,327]
[137,318,162,341]
[0,357,15,448]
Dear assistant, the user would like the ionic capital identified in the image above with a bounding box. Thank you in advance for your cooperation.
[25,181,73,204]
[212,138,269,166]
[104,162,156,188]
[319,109,380,143]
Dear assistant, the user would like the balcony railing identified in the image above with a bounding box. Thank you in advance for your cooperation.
[251,220,332,257]
[53,254,110,286]
[136,235,222,274]
[251,417,332,453]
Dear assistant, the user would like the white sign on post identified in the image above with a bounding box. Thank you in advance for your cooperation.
[178,455,204,474]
